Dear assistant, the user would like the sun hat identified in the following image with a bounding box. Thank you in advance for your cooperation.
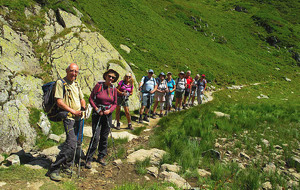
[179,71,184,75]
[103,69,119,82]
[148,69,154,73]
[167,72,172,75]
[159,72,166,77]
[201,74,206,77]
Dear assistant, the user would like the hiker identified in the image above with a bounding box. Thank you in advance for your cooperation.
[197,74,207,104]
[115,73,134,130]
[48,63,86,181]
[188,74,200,107]
[165,72,176,115]
[182,70,193,109]
[152,72,168,118]
[138,69,158,123]
[85,69,118,169]
[175,71,187,111]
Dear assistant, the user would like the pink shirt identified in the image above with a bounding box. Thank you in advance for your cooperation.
[89,82,117,113]
[117,80,133,97]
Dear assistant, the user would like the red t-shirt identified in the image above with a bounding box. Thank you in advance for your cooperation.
[185,76,193,89]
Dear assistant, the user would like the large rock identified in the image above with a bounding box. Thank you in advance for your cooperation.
[159,171,191,189]
[57,8,82,28]
[38,112,51,136]
[160,164,181,173]
[111,131,138,142]
[0,100,36,153]
[6,154,20,165]
[127,148,166,165]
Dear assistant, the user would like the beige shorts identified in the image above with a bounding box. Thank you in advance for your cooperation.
[154,92,166,101]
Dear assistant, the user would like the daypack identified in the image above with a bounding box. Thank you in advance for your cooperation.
[141,76,156,92]
[93,81,115,101]
[42,79,68,122]
[175,78,187,92]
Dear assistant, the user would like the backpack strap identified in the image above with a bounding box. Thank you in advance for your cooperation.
[60,78,67,98]
[94,82,115,100]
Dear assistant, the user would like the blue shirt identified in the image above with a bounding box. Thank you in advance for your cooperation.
[167,79,176,95]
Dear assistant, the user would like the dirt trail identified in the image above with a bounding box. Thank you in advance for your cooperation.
[76,91,215,189]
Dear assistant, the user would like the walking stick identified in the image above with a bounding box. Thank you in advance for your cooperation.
[106,115,117,160]
[77,117,84,178]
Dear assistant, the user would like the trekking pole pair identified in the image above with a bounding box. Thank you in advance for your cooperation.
[71,113,85,178]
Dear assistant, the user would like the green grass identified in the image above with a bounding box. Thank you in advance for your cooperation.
[135,157,151,175]
[114,182,179,190]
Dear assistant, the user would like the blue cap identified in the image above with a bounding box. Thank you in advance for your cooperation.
[159,72,166,77]
[148,69,154,73]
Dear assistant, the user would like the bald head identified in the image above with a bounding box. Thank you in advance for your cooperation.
[66,63,79,81]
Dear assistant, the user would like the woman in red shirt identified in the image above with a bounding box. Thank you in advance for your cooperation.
[85,69,118,169]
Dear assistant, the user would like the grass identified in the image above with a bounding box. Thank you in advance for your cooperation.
[114,182,179,190]
[135,157,151,175]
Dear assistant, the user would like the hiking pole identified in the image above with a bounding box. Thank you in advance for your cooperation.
[147,92,152,126]
[106,115,117,160]
[77,116,85,178]
[85,114,102,163]
[71,124,79,178]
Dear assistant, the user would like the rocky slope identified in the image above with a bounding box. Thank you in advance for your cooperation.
[0,4,140,154]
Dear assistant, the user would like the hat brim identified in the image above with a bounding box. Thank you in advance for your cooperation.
[103,69,119,82]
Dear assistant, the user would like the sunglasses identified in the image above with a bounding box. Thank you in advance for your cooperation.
[126,76,131,78]
[108,75,116,80]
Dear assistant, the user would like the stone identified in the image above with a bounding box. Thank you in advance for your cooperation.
[257,94,269,99]
[60,134,66,142]
[262,139,270,147]
[262,181,272,190]
[73,7,83,18]
[6,154,20,165]
[0,182,7,187]
[227,85,243,90]
[165,187,175,190]
[274,145,282,149]
[0,100,36,153]
[239,152,250,160]
[120,44,131,54]
[213,111,230,119]
[144,129,151,132]
[159,171,191,189]
[49,134,61,142]
[287,156,300,172]
[127,148,166,165]
[83,126,93,138]
[263,163,276,173]
[201,149,221,160]
[144,176,150,181]
[291,172,300,180]
[146,166,159,178]
[57,9,82,28]
[275,68,280,71]
[238,163,245,169]
[111,131,138,142]
[161,164,181,173]
[24,8,33,18]
[42,146,60,156]
[285,77,291,82]
[38,112,51,135]
[113,159,123,165]
[0,154,4,164]
[197,169,211,177]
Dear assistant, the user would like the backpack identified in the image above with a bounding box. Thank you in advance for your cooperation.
[42,79,68,122]
[175,78,187,92]
[141,76,156,92]
[93,81,115,101]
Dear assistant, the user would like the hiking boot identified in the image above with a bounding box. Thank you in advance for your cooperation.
[182,105,186,109]
[143,115,149,122]
[62,167,75,175]
[97,157,107,166]
[116,122,120,130]
[138,116,143,123]
[85,161,92,169]
[50,172,62,182]
[151,114,156,119]
[178,108,181,111]
[164,111,168,116]
[127,123,134,130]
[159,113,163,117]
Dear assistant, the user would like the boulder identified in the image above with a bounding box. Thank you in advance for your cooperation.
[38,112,51,136]
[213,111,230,119]
[111,131,138,142]
[0,182,7,187]
[0,154,5,163]
[113,159,123,166]
[160,164,181,173]
[262,181,272,190]
[262,139,270,147]
[120,44,131,54]
[159,171,191,189]
[127,148,166,165]
[285,77,291,82]
[197,169,211,177]
[257,94,269,99]
[227,85,244,90]
[0,100,36,153]
[287,156,300,172]
[146,166,159,178]
[263,163,276,173]
[49,134,61,142]
[239,152,250,160]
[41,146,60,157]
[83,126,93,138]
[6,154,20,165]
[57,8,82,28]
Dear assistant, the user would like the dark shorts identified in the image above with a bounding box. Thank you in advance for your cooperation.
[117,96,129,107]
[175,90,184,99]
[184,88,190,97]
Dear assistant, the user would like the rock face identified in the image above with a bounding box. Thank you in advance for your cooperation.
[0,5,141,153]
